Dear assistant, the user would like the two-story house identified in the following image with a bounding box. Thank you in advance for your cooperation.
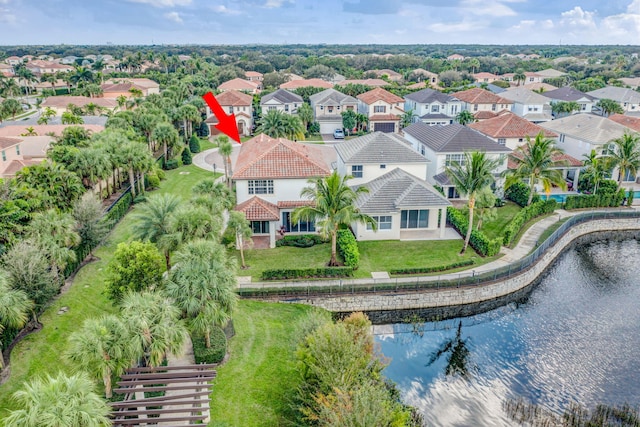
[218,78,261,94]
[500,87,553,122]
[543,87,596,116]
[404,88,462,126]
[259,89,303,115]
[309,88,359,134]
[245,71,263,84]
[587,86,640,113]
[0,135,51,178]
[357,88,404,133]
[469,111,558,150]
[204,90,253,137]
[403,122,511,199]
[453,88,513,121]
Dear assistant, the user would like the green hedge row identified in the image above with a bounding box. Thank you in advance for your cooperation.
[275,234,325,248]
[563,189,625,210]
[389,259,475,275]
[336,229,360,268]
[261,266,354,281]
[447,207,502,257]
[192,327,227,364]
[502,199,557,246]
[105,192,133,228]
[505,181,539,207]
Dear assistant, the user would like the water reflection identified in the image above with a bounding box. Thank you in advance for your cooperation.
[426,322,471,378]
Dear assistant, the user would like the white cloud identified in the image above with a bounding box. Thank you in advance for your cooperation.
[164,11,183,23]
[559,6,597,30]
[212,4,243,15]
[428,19,486,33]
[263,0,294,8]
[128,0,191,8]
[461,0,517,17]
[601,1,640,41]
[0,7,16,23]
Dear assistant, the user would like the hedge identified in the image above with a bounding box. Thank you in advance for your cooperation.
[189,135,201,154]
[336,229,360,268]
[165,159,179,170]
[390,259,475,275]
[261,267,354,281]
[192,327,226,364]
[181,147,193,165]
[105,191,133,227]
[563,188,625,210]
[275,234,325,248]
[505,181,540,207]
[502,199,557,246]
[447,207,502,257]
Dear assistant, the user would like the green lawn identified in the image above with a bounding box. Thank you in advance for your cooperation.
[236,244,332,281]
[198,137,217,151]
[209,301,327,426]
[0,164,217,413]
[477,201,522,240]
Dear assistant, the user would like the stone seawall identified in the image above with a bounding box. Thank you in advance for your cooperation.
[283,219,640,314]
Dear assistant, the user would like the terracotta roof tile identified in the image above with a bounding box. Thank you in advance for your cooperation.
[453,87,513,105]
[218,78,260,92]
[215,90,253,107]
[369,114,400,121]
[1,159,40,177]
[0,124,104,137]
[469,111,558,138]
[235,197,279,221]
[279,79,333,90]
[277,200,315,208]
[41,96,118,108]
[474,111,499,120]
[357,87,404,105]
[339,79,388,87]
[245,71,263,78]
[509,149,582,168]
[0,136,22,149]
[608,114,640,132]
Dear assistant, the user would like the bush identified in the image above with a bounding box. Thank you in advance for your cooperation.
[276,234,325,248]
[261,267,354,281]
[133,194,146,204]
[189,135,201,154]
[494,197,506,207]
[165,159,179,170]
[146,172,160,190]
[627,189,635,207]
[336,229,359,268]
[155,168,166,181]
[563,188,625,210]
[505,181,539,207]
[192,327,226,364]
[309,121,320,134]
[390,259,475,275]
[446,207,502,257]
[502,199,557,246]
[105,192,133,226]
[181,147,193,165]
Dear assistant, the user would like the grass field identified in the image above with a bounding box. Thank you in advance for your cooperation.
[481,202,522,240]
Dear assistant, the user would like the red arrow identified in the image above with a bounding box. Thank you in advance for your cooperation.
[202,92,240,143]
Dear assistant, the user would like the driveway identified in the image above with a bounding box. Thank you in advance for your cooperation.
[321,133,344,143]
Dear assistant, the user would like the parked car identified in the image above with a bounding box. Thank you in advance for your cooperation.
[333,129,345,139]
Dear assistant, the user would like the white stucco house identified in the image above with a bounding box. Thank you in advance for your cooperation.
[309,88,359,134]
[587,86,640,114]
[404,88,462,126]
[259,88,303,115]
[357,88,404,133]
[543,87,596,116]
[500,87,553,122]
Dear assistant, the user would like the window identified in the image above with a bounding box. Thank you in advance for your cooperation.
[492,104,497,111]
[497,138,506,145]
[1,151,5,161]
[581,104,586,111]
[518,138,523,143]
[374,105,386,113]
[559,134,565,143]
[268,106,276,111]
[251,221,270,234]
[603,143,616,156]
[228,106,233,114]
[328,107,333,113]
[473,104,478,111]
[248,180,274,195]
[367,215,392,230]
[16,145,20,155]
[351,165,363,178]
[431,105,440,113]
[320,105,324,110]
[282,211,315,233]
[400,210,429,229]
[445,154,465,166]
[380,164,386,169]
[337,106,340,110]
[284,104,289,112]
[420,145,426,156]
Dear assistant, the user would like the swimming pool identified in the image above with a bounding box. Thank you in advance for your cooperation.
[541,191,640,203]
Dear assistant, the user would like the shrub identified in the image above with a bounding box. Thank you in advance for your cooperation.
[155,168,166,181]
[192,327,226,364]
[505,181,539,207]
[446,207,502,257]
[105,192,133,226]
[390,259,475,275]
[261,267,353,281]
[181,147,193,165]
[627,189,635,207]
[146,172,160,190]
[336,229,359,268]
[276,234,325,248]
[563,188,625,210]
[165,159,179,170]
[309,121,320,134]
[189,135,201,153]
[133,194,146,204]
[502,199,557,246]
[494,197,506,207]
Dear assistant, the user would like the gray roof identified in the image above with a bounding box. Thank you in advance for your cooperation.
[586,86,640,104]
[260,88,303,105]
[433,172,451,186]
[404,88,459,104]
[500,87,550,105]
[471,82,506,94]
[309,88,358,106]
[419,113,452,120]
[335,131,428,164]
[539,113,631,144]
[543,86,595,102]
[403,122,512,154]
[354,168,450,213]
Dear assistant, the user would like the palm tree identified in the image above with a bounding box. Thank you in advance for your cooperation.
[258,109,305,140]
[120,291,188,368]
[513,70,526,86]
[582,149,609,195]
[292,171,376,266]
[505,133,567,205]
[4,372,111,427]
[355,113,368,132]
[152,121,180,164]
[120,141,153,198]
[218,136,234,189]
[192,178,234,210]
[66,315,134,398]
[297,102,314,132]
[227,211,253,269]
[2,98,21,120]
[165,240,237,348]
[27,209,81,278]
[456,110,475,125]
[596,98,624,117]
[15,161,85,211]
[178,104,201,142]
[70,66,94,87]
[131,193,181,271]
[445,151,499,254]
[609,132,640,188]
[0,272,32,369]
[400,109,416,128]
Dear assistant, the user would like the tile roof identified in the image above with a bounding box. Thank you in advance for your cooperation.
[469,111,558,138]
[309,88,358,106]
[245,71,263,78]
[407,81,429,90]
[453,87,513,105]
[235,197,279,221]
[357,87,404,105]
[232,133,331,180]
[509,150,582,169]
[474,110,500,120]
[587,86,640,103]
[542,86,595,102]
[335,131,427,164]
[369,114,401,121]
[608,114,640,132]
[218,78,260,92]
[403,122,512,154]
[433,172,452,186]
[339,79,389,87]
[538,113,631,144]
[215,90,253,107]
[277,200,315,208]
[535,68,567,78]
[279,79,333,90]
[404,88,459,104]
[500,87,551,105]
[0,124,104,137]
[354,168,450,214]
[260,88,303,105]
[104,78,159,89]
[473,72,499,79]
[101,82,147,93]
[1,159,40,177]
[0,136,22,149]
[41,96,118,108]
[521,82,558,92]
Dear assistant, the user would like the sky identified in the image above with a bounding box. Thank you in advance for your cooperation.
[0,0,639,45]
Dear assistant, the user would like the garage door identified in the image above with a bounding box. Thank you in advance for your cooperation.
[319,121,341,134]
[374,122,395,133]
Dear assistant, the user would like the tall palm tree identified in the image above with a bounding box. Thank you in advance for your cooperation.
[27,209,81,278]
[608,132,640,189]
[505,133,567,205]
[165,240,237,348]
[0,272,32,369]
[152,122,180,164]
[596,98,624,117]
[227,211,253,269]
[131,193,181,271]
[445,151,499,254]
[456,110,475,126]
[258,109,305,140]
[513,70,526,86]
[66,315,134,398]
[15,161,84,211]
[120,141,153,198]
[120,291,188,368]
[4,372,111,427]
[582,149,609,195]
[218,136,234,189]
[401,109,416,128]
[69,66,94,87]
[178,104,201,142]
[297,102,314,132]
[292,171,376,266]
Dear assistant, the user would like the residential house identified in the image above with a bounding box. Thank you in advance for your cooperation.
[232,134,332,248]
[500,87,553,122]
[535,68,567,79]
[368,69,403,82]
[40,96,119,115]
[501,72,544,85]
[0,124,105,138]
[587,86,640,113]
[279,78,333,90]
[469,111,558,150]
[507,149,583,192]
[521,82,558,93]
[357,87,404,133]
[101,82,149,99]
[102,78,160,96]
[608,114,640,132]
[403,122,511,199]
[4,56,21,66]
[446,54,465,61]
[543,86,596,115]
[308,88,358,134]
[339,79,388,88]
[0,135,52,178]
[403,88,462,126]
[0,63,14,77]
[245,71,263,83]
[410,69,439,86]
[204,90,253,137]
[619,77,640,89]
[259,89,303,115]
[473,72,499,84]
[218,78,261,94]
[453,87,513,120]
[25,60,74,75]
